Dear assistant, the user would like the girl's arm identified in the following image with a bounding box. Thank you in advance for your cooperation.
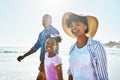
[56,64,63,80]
[68,74,73,80]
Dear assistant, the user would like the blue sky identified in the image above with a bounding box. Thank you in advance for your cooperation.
[0,0,120,47]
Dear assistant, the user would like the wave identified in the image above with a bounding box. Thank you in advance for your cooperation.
[105,48,120,54]
[0,59,15,62]
[0,50,26,54]
[0,47,120,54]
[0,47,28,54]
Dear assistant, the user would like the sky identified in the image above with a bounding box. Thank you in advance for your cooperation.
[0,0,120,47]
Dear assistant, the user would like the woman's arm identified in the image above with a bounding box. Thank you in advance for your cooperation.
[95,41,108,80]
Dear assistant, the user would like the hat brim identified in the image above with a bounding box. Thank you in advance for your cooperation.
[62,12,99,38]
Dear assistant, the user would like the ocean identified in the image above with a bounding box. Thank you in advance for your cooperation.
[0,47,120,80]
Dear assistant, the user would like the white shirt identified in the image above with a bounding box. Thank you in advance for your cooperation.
[68,39,96,80]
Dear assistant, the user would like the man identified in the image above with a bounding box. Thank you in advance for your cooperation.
[17,14,59,80]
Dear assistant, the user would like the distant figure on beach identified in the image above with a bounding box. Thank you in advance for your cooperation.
[17,14,59,80]
[62,12,108,80]
[45,35,63,80]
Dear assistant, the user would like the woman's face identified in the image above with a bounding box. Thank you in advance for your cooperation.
[45,38,57,53]
[70,21,87,37]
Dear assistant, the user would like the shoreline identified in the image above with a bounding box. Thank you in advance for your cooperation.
[0,48,120,80]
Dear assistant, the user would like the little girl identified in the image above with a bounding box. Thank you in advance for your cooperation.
[44,35,63,80]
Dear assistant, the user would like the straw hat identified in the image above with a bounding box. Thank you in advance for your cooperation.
[62,12,99,38]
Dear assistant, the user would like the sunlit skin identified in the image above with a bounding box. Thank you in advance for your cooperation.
[70,21,87,38]
[70,21,88,47]
[45,38,57,57]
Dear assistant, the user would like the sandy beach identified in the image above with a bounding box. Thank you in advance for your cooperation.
[107,54,120,80]
[0,47,120,80]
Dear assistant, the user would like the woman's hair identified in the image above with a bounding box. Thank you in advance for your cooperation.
[65,14,88,33]
[46,34,62,45]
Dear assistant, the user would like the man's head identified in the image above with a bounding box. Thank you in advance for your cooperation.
[42,14,52,29]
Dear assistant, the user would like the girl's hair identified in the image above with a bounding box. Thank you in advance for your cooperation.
[46,34,62,45]
[65,14,88,33]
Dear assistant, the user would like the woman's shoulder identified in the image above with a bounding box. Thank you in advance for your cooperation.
[89,38,101,45]
[88,38,104,50]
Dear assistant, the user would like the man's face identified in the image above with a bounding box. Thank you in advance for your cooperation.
[42,17,52,29]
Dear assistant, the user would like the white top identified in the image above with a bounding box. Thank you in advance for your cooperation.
[68,39,96,80]
[45,53,62,80]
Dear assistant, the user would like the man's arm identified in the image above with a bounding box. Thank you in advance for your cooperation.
[17,49,36,62]
[68,74,73,80]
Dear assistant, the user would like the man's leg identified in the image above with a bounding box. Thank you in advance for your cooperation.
[36,63,46,80]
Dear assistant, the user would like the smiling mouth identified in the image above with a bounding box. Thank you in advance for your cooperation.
[46,47,51,50]
[73,30,78,32]
[72,30,79,34]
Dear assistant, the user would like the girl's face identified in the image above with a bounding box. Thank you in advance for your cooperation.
[45,38,57,53]
[70,21,87,37]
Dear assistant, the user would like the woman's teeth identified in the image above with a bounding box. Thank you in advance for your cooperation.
[73,30,78,33]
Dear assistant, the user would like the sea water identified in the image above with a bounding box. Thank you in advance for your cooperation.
[0,47,120,80]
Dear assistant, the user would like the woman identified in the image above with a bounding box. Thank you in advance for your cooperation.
[62,12,108,80]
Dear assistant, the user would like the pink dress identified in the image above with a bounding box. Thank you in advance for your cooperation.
[45,53,62,80]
